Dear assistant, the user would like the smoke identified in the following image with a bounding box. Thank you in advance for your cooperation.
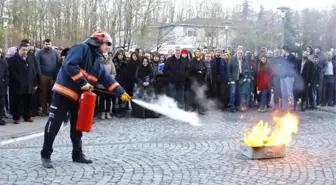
[271,57,305,93]
[190,81,216,111]
[132,96,201,127]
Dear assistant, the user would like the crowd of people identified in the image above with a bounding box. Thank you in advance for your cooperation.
[1,38,336,125]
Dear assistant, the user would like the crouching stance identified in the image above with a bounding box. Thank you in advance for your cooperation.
[40,31,131,168]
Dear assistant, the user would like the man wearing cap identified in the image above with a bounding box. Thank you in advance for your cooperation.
[40,30,131,168]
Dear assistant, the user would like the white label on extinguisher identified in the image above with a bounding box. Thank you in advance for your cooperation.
[81,94,84,100]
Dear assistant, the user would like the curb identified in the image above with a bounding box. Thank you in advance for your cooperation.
[0,123,68,146]
[317,107,336,114]
[0,128,45,140]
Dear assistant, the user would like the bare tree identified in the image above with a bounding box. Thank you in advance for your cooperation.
[0,0,335,51]
[155,26,175,51]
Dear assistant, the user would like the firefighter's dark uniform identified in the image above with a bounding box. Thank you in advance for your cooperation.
[41,39,126,168]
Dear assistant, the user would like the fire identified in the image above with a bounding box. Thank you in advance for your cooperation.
[243,112,299,147]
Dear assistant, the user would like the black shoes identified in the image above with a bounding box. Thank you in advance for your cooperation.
[72,153,93,164]
[301,106,306,112]
[42,153,92,168]
[0,119,5,125]
[41,158,53,168]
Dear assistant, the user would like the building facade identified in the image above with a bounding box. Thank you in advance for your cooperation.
[150,18,236,50]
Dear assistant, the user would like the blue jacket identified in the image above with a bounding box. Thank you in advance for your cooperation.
[312,63,321,86]
[53,42,125,101]
[210,58,227,81]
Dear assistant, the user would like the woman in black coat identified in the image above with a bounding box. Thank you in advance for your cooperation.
[131,57,157,118]
[124,52,139,110]
[113,50,128,115]
[0,59,8,125]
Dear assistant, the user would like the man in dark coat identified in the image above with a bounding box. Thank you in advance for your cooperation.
[22,39,40,117]
[296,52,314,111]
[7,43,37,124]
[0,58,9,125]
[211,50,228,109]
[164,46,189,109]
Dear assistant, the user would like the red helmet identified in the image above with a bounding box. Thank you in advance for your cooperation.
[90,30,112,46]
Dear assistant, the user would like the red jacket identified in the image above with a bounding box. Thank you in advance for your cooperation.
[257,68,273,91]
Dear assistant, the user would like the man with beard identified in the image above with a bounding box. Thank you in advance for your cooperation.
[210,49,228,110]
[315,46,327,105]
[296,52,314,111]
[187,48,206,114]
[36,39,60,116]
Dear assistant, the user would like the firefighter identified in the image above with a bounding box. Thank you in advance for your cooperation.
[40,30,131,168]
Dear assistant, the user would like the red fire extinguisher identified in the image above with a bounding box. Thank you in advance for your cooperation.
[76,91,97,132]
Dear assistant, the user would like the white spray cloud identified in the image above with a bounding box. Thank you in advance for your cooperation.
[132,95,201,127]
[191,81,216,111]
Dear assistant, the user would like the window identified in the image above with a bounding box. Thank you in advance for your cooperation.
[188,30,193,36]
[184,28,197,37]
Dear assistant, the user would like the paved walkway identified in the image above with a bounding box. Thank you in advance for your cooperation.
[0,116,48,140]
[317,105,336,114]
[0,108,335,185]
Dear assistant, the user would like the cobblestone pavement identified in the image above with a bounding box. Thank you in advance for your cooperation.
[0,109,335,185]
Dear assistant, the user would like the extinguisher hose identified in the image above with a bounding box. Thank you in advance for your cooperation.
[92,88,117,95]
[92,88,133,102]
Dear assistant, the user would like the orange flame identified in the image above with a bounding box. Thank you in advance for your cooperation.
[243,112,299,147]
[240,106,248,112]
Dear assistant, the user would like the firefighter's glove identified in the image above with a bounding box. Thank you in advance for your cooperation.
[120,92,131,102]
[81,83,94,91]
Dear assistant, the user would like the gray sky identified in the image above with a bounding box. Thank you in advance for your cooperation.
[242,0,335,10]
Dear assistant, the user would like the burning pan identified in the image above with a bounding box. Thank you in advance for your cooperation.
[240,144,286,159]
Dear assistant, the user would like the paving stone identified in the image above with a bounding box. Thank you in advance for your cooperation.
[0,110,335,184]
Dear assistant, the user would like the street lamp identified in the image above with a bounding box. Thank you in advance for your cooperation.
[225,25,229,49]
[277,6,289,47]
[2,7,10,57]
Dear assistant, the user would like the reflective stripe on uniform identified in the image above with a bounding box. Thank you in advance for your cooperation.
[52,83,79,100]
[47,120,52,133]
[108,82,119,92]
[50,105,58,110]
[71,72,83,81]
[80,68,98,82]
